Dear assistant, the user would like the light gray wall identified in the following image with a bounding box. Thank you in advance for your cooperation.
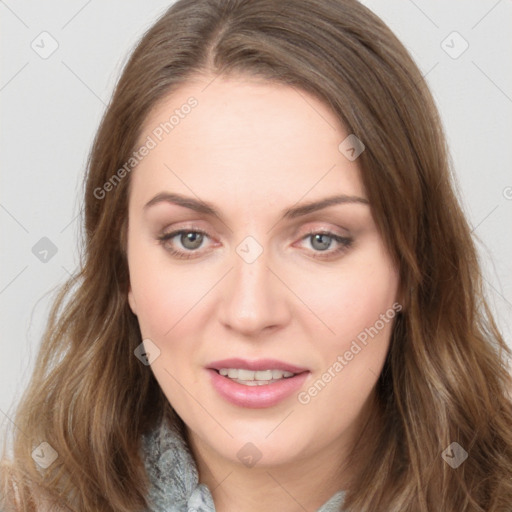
[1,1,511,427]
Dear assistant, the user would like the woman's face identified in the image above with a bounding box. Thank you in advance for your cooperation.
[126,75,400,470]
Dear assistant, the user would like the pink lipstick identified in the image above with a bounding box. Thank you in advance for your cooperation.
[206,358,310,408]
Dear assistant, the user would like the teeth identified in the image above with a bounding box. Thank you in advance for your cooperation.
[238,369,255,380]
[217,368,296,382]
[255,370,273,380]
[273,369,294,379]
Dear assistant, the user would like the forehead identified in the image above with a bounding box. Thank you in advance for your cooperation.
[130,76,366,213]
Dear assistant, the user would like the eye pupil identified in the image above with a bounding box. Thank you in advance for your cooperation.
[311,234,331,251]
[182,232,203,250]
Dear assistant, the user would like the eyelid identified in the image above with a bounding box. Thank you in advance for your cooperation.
[157,223,353,260]
[293,228,353,258]
[157,227,215,248]
[294,222,350,237]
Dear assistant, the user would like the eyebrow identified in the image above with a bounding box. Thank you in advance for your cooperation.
[143,192,369,220]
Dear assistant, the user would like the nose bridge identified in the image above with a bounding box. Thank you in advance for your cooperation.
[219,236,288,335]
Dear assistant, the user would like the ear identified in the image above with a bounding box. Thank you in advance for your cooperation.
[128,286,138,316]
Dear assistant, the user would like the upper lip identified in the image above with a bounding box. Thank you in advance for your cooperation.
[207,358,309,374]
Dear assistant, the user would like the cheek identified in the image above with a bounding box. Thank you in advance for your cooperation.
[127,230,207,339]
[295,241,399,417]
[128,249,205,402]
[131,272,199,338]
[293,240,399,352]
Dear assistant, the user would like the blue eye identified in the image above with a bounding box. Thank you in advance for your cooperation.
[171,231,204,250]
[157,229,210,259]
[300,231,353,259]
[157,229,353,260]
[310,233,339,251]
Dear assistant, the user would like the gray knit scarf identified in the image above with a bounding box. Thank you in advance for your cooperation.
[141,418,346,511]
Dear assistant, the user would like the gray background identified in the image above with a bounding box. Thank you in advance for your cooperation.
[1,1,511,429]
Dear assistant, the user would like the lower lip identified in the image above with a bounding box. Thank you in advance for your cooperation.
[207,369,309,408]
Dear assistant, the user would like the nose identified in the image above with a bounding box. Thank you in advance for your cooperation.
[218,244,291,337]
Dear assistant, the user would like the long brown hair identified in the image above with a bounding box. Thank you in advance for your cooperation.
[2,0,511,510]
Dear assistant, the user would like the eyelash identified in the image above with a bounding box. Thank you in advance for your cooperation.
[156,228,353,261]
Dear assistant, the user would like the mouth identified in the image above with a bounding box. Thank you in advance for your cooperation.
[206,358,310,408]
[214,367,299,386]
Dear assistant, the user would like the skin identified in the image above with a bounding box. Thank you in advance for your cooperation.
[127,74,400,512]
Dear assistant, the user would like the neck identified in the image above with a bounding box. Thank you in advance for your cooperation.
[185,393,380,512]
[189,435,347,512]
[185,392,379,512]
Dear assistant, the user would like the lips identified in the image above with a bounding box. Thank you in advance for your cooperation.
[206,358,310,408]
[207,358,308,374]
